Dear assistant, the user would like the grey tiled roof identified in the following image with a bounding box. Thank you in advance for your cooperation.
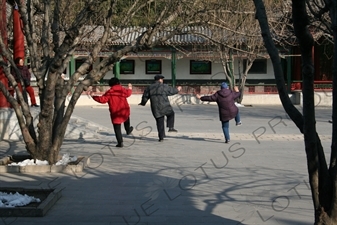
[81,26,215,46]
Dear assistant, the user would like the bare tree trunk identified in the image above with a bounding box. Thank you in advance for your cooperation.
[328,0,337,222]
[237,56,254,103]
[292,2,336,223]
[253,0,334,223]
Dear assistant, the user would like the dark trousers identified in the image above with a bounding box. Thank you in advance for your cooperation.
[155,111,175,140]
[113,118,131,144]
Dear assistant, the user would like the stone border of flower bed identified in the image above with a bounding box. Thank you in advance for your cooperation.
[0,186,62,217]
[0,155,86,173]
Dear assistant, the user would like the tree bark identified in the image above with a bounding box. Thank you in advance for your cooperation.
[253,0,334,223]
[328,0,337,221]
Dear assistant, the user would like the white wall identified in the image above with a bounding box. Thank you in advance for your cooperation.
[102,57,172,80]
[76,54,275,81]
[232,58,274,80]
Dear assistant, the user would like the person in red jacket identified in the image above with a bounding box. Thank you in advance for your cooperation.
[196,82,241,143]
[91,77,133,147]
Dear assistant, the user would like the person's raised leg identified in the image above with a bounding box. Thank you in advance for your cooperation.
[124,117,133,135]
[235,109,241,126]
[167,111,177,132]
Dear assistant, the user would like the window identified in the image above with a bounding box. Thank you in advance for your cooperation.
[75,59,84,70]
[75,59,92,72]
[146,60,162,74]
[190,60,212,74]
[244,59,267,74]
[25,58,31,68]
[120,59,135,74]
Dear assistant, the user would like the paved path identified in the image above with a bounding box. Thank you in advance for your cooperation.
[0,104,333,225]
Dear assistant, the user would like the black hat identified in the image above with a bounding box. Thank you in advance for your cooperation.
[154,74,165,80]
[108,77,120,86]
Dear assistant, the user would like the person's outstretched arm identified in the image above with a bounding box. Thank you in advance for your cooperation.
[139,86,150,106]
[121,83,132,98]
[232,86,241,99]
[196,92,218,102]
[90,91,109,104]
[165,85,181,96]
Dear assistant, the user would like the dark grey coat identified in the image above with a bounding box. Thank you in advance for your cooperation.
[140,81,179,118]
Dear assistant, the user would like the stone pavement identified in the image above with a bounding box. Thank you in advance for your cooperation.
[0,103,333,225]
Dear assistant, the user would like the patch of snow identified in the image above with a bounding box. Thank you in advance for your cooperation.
[8,159,48,166]
[7,154,77,166]
[235,102,245,107]
[55,153,77,166]
[0,192,40,207]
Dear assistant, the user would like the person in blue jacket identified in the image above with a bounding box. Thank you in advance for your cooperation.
[196,82,241,143]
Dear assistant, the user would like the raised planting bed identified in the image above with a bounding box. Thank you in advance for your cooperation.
[0,187,62,217]
[0,154,86,173]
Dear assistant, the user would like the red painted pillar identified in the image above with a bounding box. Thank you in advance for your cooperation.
[0,0,10,108]
[13,3,25,61]
[313,45,321,81]
[292,47,302,90]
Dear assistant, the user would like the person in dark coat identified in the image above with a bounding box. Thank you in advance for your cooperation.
[139,74,181,142]
[196,82,241,143]
[12,57,39,107]
[91,77,133,147]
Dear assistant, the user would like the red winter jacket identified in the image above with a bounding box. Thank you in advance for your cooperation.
[93,85,132,124]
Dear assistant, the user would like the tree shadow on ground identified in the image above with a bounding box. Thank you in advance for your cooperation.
[0,169,244,224]
[0,139,313,225]
[0,168,312,225]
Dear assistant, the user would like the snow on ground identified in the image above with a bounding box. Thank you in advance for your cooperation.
[235,102,245,107]
[2,154,77,207]
[55,154,77,166]
[0,192,40,207]
[8,159,49,166]
[7,153,77,166]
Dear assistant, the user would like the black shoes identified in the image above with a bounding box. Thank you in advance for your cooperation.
[158,139,164,142]
[31,104,39,107]
[116,143,124,147]
[168,128,178,132]
[225,140,230,144]
[236,122,242,126]
[127,126,133,135]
